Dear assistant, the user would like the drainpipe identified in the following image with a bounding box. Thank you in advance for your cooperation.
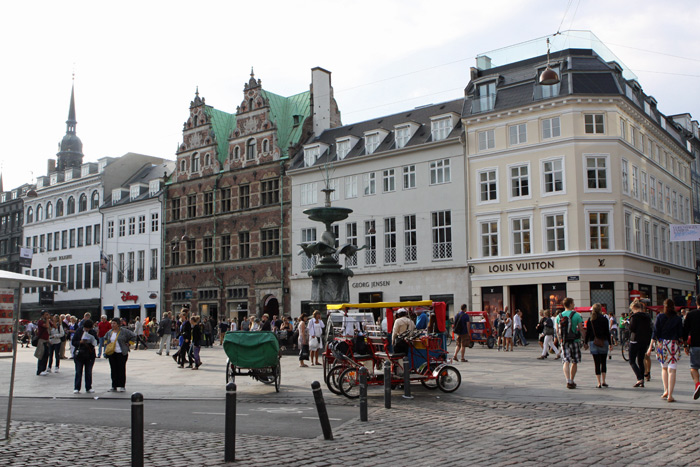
[279,160,285,316]
[160,174,167,320]
[461,130,472,311]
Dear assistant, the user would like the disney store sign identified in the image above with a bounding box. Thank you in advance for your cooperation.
[120,291,139,303]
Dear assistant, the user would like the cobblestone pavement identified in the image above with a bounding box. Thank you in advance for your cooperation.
[2,395,699,466]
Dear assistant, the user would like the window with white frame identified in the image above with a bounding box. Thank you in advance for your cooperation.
[586,155,608,190]
[304,146,320,167]
[329,178,340,201]
[192,153,200,172]
[363,172,376,196]
[660,226,667,261]
[431,117,452,141]
[672,191,678,219]
[128,217,136,236]
[346,222,358,267]
[652,223,659,259]
[643,220,651,257]
[665,186,671,214]
[345,176,358,199]
[509,123,527,145]
[430,159,451,185]
[542,117,561,139]
[631,165,639,199]
[335,139,351,161]
[634,216,642,253]
[479,220,498,257]
[300,228,317,271]
[151,212,159,232]
[620,118,627,141]
[621,159,629,194]
[479,169,498,202]
[383,169,396,193]
[511,217,531,255]
[585,114,605,134]
[657,180,664,212]
[431,210,452,260]
[641,171,648,203]
[107,220,114,239]
[404,215,417,262]
[395,125,411,149]
[365,133,381,154]
[300,182,317,206]
[509,164,529,199]
[119,218,125,237]
[138,215,146,234]
[543,158,564,194]
[588,211,610,250]
[403,165,416,189]
[544,213,566,252]
[365,220,377,265]
[384,217,397,264]
[624,212,632,251]
[478,129,495,151]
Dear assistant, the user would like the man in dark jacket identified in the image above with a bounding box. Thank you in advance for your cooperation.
[452,304,471,362]
[683,307,700,400]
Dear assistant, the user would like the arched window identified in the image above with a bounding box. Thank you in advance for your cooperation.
[246,139,256,161]
[46,202,53,219]
[233,146,240,160]
[204,153,211,166]
[262,139,269,153]
[36,205,43,222]
[180,159,186,172]
[79,193,88,212]
[56,199,64,217]
[192,153,200,172]
[67,196,75,215]
[91,191,100,209]
[248,98,254,110]
[26,207,33,223]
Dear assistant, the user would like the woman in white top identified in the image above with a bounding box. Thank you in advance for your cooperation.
[308,310,325,366]
[47,315,65,373]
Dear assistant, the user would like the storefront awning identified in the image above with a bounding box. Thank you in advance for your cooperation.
[118,305,140,310]
[103,306,114,311]
[144,304,157,309]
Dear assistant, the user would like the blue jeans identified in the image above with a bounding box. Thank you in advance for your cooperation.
[47,343,61,369]
[514,328,528,346]
[97,336,106,358]
[75,358,95,391]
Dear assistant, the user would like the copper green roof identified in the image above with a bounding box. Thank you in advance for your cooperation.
[203,90,311,165]
[204,106,237,165]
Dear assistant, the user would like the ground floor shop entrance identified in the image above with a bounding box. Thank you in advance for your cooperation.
[509,284,538,338]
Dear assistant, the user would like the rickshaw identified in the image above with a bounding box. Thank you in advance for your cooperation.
[466,311,496,349]
[223,331,281,392]
[324,301,461,398]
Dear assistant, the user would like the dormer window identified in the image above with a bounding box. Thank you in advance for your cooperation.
[112,189,122,204]
[365,133,380,154]
[430,114,457,142]
[337,140,351,160]
[149,180,161,196]
[534,66,560,100]
[130,185,140,200]
[473,81,496,113]
[304,145,320,167]
[81,165,90,177]
[394,122,419,149]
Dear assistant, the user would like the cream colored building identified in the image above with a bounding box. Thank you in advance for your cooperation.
[462,44,695,331]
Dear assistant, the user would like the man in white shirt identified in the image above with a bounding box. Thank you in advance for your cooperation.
[341,311,360,337]
[513,309,528,346]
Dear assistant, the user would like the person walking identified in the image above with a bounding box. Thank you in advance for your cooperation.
[96,315,111,359]
[628,300,653,388]
[72,319,98,394]
[452,304,471,362]
[104,318,136,392]
[47,314,64,373]
[175,310,193,368]
[35,311,51,376]
[308,310,325,366]
[156,312,173,356]
[583,304,613,388]
[203,317,213,348]
[513,309,528,347]
[298,313,309,367]
[538,310,560,359]
[683,306,700,400]
[219,319,230,345]
[191,315,203,369]
[556,297,584,389]
[647,299,684,402]
[134,317,148,350]
[503,312,514,351]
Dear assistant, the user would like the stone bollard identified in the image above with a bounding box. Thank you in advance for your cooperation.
[131,392,144,467]
[225,382,236,462]
[359,367,368,421]
[311,381,334,440]
[384,362,391,409]
[402,356,413,399]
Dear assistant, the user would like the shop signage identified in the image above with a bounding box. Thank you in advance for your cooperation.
[149,293,157,299]
[653,266,671,275]
[47,255,72,262]
[352,280,391,288]
[19,248,32,268]
[0,288,14,352]
[488,260,554,273]
[120,291,139,303]
[567,276,579,281]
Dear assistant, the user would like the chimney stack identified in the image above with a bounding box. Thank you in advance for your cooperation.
[47,159,56,174]
[311,67,333,137]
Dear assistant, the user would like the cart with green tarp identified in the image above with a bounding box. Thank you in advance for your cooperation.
[223,331,281,392]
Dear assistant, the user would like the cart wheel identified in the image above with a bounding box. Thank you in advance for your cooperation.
[468,341,474,348]
[259,373,275,385]
[487,337,495,349]
[420,378,439,390]
[338,368,361,399]
[436,365,461,393]
[325,364,346,395]
[274,362,281,393]
[225,360,235,384]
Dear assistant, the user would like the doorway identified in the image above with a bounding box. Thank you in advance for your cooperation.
[510,285,538,338]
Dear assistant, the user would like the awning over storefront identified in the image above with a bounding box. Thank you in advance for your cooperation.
[103,306,114,311]
[118,305,140,310]
[144,304,156,309]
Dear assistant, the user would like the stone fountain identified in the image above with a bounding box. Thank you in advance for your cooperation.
[298,181,364,307]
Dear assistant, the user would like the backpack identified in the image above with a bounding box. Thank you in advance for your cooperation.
[559,311,579,342]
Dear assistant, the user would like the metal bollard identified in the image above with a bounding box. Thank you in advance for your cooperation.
[131,392,144,467]
[402,356,413,399]
[311,381,334,440]
[225,382,236,462]
[359,367,368,421]
[383,362,391,409]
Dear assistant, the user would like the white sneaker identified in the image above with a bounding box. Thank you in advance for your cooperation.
[39,371,49,376]
[87,389,95,393]
[117,387,126,392]
[73,389,80,394]
[54,368,59,373]
[47,368,52,373]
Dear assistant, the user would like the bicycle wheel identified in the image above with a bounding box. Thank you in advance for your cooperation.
[338,367,361,399]
[436,365,461,393]
[621,340,630,362]
[325,364,346,395]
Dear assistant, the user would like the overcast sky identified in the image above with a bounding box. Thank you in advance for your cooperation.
[2,0,699,190]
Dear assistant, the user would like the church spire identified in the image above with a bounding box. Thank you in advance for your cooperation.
[66,81,77,134]
[56,79,84,171]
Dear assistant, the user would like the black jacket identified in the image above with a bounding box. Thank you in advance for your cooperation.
[629,311,652,345]
[585,317,611,345]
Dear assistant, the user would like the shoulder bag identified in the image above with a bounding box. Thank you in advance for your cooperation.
[591,320,605,347]
[105,331,119,356]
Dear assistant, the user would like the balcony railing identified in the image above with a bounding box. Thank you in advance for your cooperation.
[471,94,496,114]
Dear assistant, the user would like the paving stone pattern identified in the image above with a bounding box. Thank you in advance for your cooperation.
[2,396,699,466]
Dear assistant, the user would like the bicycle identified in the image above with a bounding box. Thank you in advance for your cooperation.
[620,328,630,362]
